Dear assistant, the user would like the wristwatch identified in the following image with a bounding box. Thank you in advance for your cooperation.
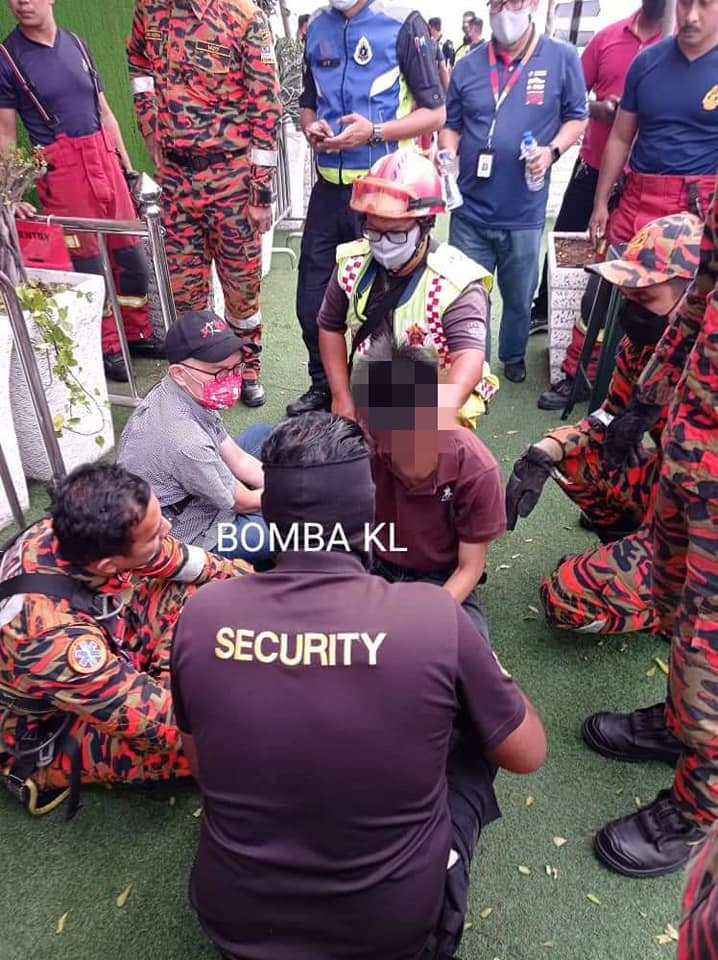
[369,123,385,146]
[550,143,561,165]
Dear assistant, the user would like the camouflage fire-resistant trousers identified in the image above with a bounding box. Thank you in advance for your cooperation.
[540,423,659,634]
[35,578,194,789]
[654,466,718,828]
[159,153,263,378]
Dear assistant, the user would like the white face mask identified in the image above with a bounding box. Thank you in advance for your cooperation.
[490,8,531,47]
[368,224,422,273]
[329,0,356,11]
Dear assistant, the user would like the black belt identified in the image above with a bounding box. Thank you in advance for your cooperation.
[165,149,227,172]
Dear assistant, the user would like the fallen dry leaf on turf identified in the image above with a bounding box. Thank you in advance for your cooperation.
[56,912,68,934]
[665,924,679,941]
[586,893,601,906]
[464,922,473,931]
[545,864,552,877]
[116,884,132,908]
[639,912,647,919]
[635,796,642,809]
[528,605,539,614]
[192,807,202,818]
[525,795,535,807]
[523,615,538,621]
[543,942,555,949]
[552,836,568,847]
[645,667,657,678]
[479,907,493,920]
[518,865,531,875]
[511,553,521,560]
[524,538,533,543]
[506,430,518,435]
[168,796,176,807]
[655,657,669,675]
[496,564,512,571]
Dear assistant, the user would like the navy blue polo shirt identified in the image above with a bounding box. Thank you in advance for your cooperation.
[621,37,718,176]
[0,27,102,146]
[446,35,587,230]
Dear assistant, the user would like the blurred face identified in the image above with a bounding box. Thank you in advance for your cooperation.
[8,0,55,28]
[619,278,687,316]
[462,16,472,37]
[169,349,244,403]
[89,494,170,576]
[676,0,718,48]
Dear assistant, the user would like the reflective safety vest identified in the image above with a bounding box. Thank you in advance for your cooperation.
[305,0,416,185]
[336,239,498,426]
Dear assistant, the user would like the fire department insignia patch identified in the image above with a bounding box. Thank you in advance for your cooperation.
[67,637,108,675]
[354,36,373,66]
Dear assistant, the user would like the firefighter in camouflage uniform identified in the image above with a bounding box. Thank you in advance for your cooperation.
[0,463,246,817]
[505,213,702,637]
[127,0,281,407]
[678,824,718,960]
[580,185,718,878]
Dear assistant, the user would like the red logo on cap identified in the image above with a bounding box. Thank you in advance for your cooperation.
[201,318,228,338]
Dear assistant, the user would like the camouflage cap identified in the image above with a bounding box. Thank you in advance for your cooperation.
[586,213,703,288]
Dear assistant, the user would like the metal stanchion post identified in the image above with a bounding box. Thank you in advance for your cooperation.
[134,174,177,333]
[0,270,66,483]
[0,442,25,529]
[96,233,140,402]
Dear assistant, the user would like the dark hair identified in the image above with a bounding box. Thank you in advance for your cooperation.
[428,16,442,30]
[298,13,309,27]
[50,462,151,566]
[463,10,476,19]
[351,336,438,421]
[469,16,483,31]
[261,412,368,467]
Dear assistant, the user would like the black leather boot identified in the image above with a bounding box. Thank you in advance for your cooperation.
[103,351,129,383]
[582,702,682,765]
[286,385,331,417]
[241,379,266,407]
[594,790,705,878]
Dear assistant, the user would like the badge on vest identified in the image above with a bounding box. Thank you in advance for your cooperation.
[704,85,718,110]
[354,36,373,66]
[67,636,108,675]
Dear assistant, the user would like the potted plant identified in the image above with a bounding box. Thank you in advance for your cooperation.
[0,145,113,483]
[547,231,593,384]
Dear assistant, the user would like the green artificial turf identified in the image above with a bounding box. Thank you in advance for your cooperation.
[0,225,685,960]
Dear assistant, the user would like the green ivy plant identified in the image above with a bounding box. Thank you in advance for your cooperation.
[17,280,106,447]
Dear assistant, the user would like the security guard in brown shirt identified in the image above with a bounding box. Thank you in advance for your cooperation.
[171,411,547,960]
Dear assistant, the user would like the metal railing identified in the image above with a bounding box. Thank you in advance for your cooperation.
[22,173,176,408]
[270,118,298,267]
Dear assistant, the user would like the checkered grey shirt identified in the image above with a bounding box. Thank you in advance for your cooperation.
[117,377,236,550]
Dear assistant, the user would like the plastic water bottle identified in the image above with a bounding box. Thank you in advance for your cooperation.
[520,131,544,192]
[437,149,463,210]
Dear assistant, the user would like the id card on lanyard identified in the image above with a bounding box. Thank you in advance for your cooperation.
[478,27,539,180]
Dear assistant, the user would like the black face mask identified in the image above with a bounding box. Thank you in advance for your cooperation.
[642,0,666,19]
[617,300,669,348]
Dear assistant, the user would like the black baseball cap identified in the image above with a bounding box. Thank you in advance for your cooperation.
[165,310,241,364]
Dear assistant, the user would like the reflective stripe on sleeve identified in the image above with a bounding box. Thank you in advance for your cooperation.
[131,76,155,95]
[249,147,278,167]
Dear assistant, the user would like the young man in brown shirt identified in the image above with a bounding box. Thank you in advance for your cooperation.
[352,336,505,636]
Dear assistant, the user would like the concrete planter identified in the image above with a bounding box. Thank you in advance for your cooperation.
[547,232,591,384]
[10,269,113,481]
[0,313,29,529]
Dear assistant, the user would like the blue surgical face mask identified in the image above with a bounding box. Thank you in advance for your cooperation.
[329,0,357,11]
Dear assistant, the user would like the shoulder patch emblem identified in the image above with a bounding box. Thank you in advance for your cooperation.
[67,637,108,675]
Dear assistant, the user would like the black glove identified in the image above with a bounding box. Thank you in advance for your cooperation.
[505,446,556,531]
[602,399,661,469]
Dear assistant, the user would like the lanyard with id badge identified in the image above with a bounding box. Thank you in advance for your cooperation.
[478,26,539,180]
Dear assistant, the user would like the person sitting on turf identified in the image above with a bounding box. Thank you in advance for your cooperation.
[352,336,505,638]
[170,411,547,960]
[117,310,271,563]
[0,462,247,817]
[504,213,701,637]
[317,148,498,431]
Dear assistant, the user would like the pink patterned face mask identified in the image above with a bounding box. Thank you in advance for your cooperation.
[186,369,243,410]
